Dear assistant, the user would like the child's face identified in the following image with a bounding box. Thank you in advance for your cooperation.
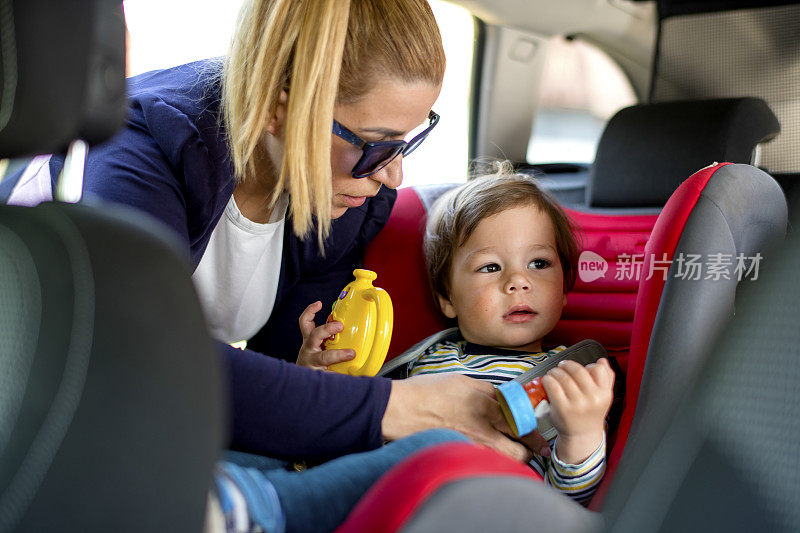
[438,203,567,353]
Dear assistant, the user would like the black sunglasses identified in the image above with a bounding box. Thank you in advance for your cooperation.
[332,110,440,178]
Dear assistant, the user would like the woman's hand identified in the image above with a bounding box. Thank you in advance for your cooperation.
[382,374,550,463]
[541,358,615,464]
[296,301,355,371]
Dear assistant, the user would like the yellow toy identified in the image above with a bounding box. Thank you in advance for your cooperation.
[325,269,393,376]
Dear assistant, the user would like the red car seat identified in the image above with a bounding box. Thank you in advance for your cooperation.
[354,162,785,529]
[352,98,786,528]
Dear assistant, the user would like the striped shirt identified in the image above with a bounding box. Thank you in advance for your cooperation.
[408,339,606,505]
[409,340,567,385]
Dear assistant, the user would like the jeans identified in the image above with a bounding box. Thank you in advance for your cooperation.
[219,428,469,533]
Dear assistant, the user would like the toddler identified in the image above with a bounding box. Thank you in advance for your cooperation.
[410,171,615,504]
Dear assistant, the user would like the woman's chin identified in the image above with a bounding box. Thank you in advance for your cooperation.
[331,204,349,219]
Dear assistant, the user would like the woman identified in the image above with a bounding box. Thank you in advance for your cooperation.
[9,0,544,466]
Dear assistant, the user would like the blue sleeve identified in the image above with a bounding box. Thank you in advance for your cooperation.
[84,108,186,238]
[80,94,232,267]
[222,342,392,459]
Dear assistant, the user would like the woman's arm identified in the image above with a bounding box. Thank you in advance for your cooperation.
[223,343,391,459]
[228,343,543,462]
[383,374,540,463]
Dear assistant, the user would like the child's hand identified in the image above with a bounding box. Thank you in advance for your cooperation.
[541,358,615,464]
[297,301,356,371]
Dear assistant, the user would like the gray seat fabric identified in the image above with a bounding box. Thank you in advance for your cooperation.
[401,477,603,533]
[0,204,225,532]
[604,199,800,533]
[601,163,787,522]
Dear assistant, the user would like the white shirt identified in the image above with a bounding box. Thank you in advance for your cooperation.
[192,193,288,344]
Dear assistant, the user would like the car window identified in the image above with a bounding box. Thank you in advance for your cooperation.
[400,1,474,188]
[526,35,637,165]
[123,0,241,76]
[651,4,800,173]
[123,0,474,188]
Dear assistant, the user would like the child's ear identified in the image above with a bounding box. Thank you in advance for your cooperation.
[437,294,457,319]
[265,90,288,136]
[562,292,568,308]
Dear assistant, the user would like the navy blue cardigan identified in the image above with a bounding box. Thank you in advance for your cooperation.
[56,60,395,459]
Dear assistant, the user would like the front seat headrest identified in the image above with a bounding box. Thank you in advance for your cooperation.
[0,0,126,157]
[587,98,780,208]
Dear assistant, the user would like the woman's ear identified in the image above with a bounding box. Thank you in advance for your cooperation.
[265,90,289,136]
[437,293,457,319]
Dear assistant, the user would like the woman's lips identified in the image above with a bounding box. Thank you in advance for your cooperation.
[343,195,367,208]
[503,306,536,323]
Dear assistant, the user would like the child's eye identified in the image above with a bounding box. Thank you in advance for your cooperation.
[477,263,501,273]
[528,259,551,270]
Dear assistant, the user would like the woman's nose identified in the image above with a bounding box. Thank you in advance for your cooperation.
[504,272,531,293]
[369,154,403,190]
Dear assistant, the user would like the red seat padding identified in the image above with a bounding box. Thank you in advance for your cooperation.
[549,208,658,373]
[336,442,541,533]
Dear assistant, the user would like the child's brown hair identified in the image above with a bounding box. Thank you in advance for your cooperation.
[424,170,580,304]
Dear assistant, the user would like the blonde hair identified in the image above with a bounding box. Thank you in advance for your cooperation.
[222,0,445,245]
[425,167,581,305]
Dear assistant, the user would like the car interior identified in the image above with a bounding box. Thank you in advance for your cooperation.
[1,0,799,532]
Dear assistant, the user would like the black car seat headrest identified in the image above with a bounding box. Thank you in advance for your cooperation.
[587,97,780,208]
[0,0,126,158]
